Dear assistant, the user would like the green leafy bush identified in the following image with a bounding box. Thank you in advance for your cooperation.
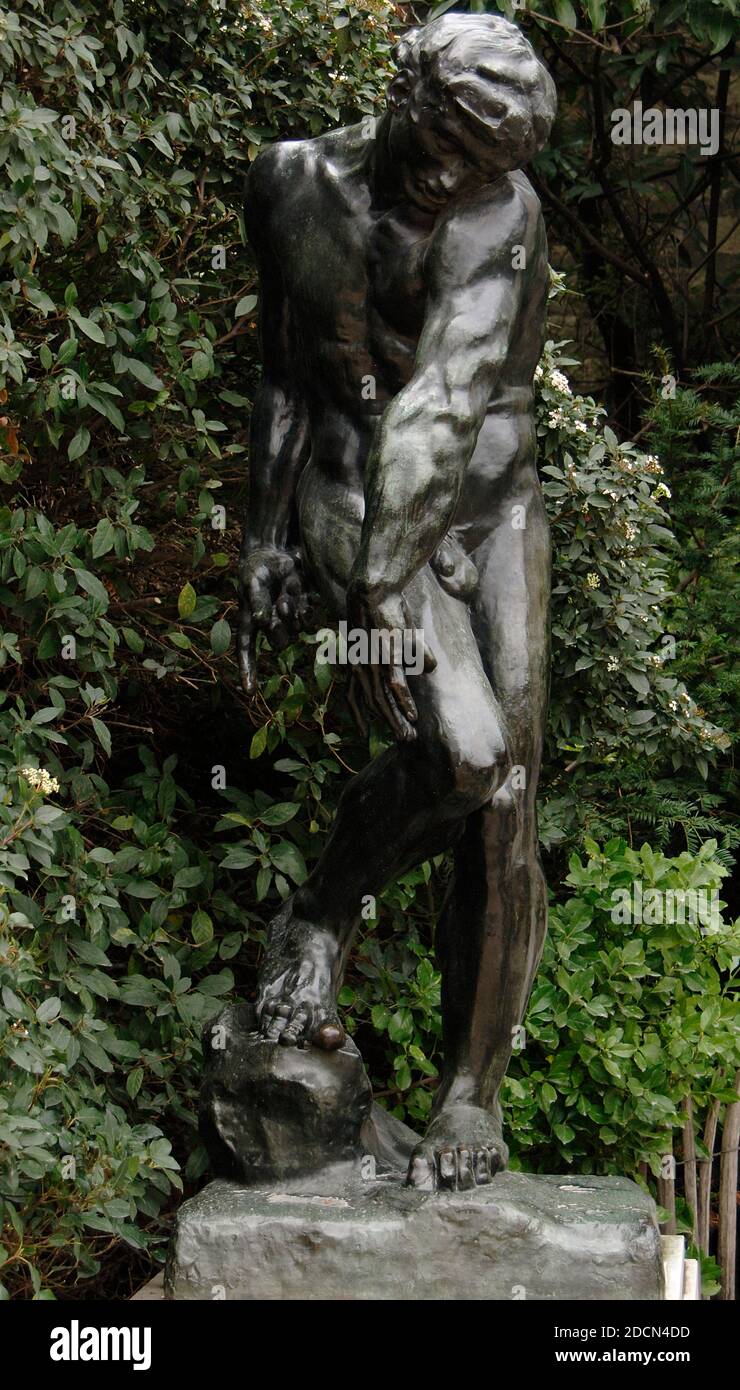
[505,836,739,1176]
[0,0,735,1300]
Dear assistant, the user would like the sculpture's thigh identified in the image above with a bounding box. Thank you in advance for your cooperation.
[297,465,363,618]
[471,483,551,784]
[403,564,510,797]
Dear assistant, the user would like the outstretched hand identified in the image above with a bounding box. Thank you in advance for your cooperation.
[238,544,312,694]
[345,581,436,743]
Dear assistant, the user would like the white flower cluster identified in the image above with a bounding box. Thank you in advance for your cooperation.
[549,368,572,395]
[654,482,672,500]
[20,766,60,795]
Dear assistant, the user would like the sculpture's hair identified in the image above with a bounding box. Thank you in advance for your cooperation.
[393,14,556,167]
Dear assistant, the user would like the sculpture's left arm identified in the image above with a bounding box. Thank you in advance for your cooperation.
[351,181,538,605]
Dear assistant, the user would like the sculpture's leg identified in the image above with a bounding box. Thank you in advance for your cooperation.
[255,559,511,1050]
[407,480,551,1187]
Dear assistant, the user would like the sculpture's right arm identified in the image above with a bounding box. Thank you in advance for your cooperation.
[242,159,310,551]
[238,156,311,692]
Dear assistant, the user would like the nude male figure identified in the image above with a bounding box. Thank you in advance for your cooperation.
[237,14,557,1189]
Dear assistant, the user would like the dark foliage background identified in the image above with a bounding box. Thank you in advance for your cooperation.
[0,0,736,1298]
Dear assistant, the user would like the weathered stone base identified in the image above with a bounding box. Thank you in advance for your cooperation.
[164,1171,664,1301]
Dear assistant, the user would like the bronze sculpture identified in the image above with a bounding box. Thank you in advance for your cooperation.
[237,13,557,1192]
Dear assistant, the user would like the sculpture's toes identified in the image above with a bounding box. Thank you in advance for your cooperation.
[407,1140,506,1191]
[259,995,345,1051]
[406,1148,436,1191]
[434,1146,478,1190]
[277,1004,310,1046]
[260,1001,293,1042]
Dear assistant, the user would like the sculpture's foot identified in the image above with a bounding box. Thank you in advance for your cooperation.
[256,905,345,1051]
[406,1102,509,1191]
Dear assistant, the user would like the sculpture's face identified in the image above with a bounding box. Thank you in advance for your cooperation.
[386,74,507,213]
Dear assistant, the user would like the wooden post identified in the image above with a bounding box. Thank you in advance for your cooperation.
[657,1136,677,1234]
[718,1070,740,1301]
[698,1097,720,1257]
[682,1095,698,1248]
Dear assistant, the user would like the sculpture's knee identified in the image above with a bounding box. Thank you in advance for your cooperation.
[450,735,510,812]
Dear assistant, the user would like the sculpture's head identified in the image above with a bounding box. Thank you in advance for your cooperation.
[384,14,556,212]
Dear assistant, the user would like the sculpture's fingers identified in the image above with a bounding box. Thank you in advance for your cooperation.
[238,609,257,695]
[370,663,415,742]
[386,663,418,725]
[294,595,314,631]
[367,664,414,745]
[275,593,295,627]
[248,574,273,624]
[267,611,291,651]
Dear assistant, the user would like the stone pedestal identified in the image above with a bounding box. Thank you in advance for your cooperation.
[162,1002,665,1300]
[165,1171,664,1301]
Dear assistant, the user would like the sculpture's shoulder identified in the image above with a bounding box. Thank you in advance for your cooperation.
[244,126,366,234]
[430,170,544,285]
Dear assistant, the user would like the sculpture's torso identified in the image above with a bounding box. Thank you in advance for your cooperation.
[250,124,549,577]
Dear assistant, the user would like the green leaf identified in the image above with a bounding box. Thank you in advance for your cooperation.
[191,909,213,944]
[178,582,197,618]
[553,0,578,29]
[125,358,164,391]
[126,1068,144,1099]
[210,618,231,656]
[250,726,268,759]
[91,518,115,557]
[91,719,112,756]
[235,294,257,318]
[190,351,211,380]
[68,309,106,344]
[68,427,90,461]
[36,997,62,1023]
[270,841,307,884]
[76,569,109,607]
[122,626,144,653]
[259,802,299,826]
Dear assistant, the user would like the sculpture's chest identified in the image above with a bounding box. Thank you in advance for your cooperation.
[365,212,430,335]
[287,197,430,346]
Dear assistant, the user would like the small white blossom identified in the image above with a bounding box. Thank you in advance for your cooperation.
[549,369,572,395]
[586,572,600,589]
[654,482,672,499]
[20,766,60,795]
